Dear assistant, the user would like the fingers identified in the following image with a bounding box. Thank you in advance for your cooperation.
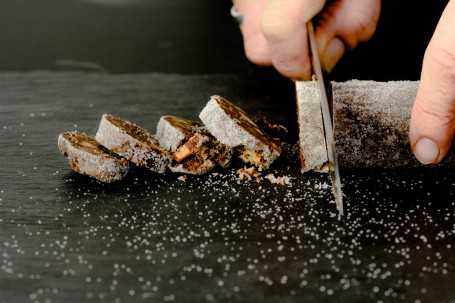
[409,0,455,164]
[232,0,381,78]
[260,0,326,79]
[233,0,271,66]
[320,37,345,73]
[315,0,381,72]
[232,0,326,79]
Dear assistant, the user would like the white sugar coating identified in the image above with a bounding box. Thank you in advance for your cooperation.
[332,80,453,168]
[199,96,279,169]
[57,132,130,183]
[295,81,329,173]
[95,114,170,173]
[333,80,418,125]
[199,97,258,149]
[155,116,186,152]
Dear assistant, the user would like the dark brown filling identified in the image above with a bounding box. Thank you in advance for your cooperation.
[165,116,202,134]
[212,96,281,152]
[165,115,234,171]
[171,153,211,170]
[63,131,122,159]
[205,139,233,167]
[105,114,154,144]
[105,114,167,155]
[238,148,265,168]
[251,117,288,144]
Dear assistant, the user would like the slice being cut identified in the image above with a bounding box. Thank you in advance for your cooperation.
[58,131,130,183]
[95,114,170,173]
[199,95,281,170]
[295,81,329,172]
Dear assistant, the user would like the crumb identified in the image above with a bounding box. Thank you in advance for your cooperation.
[237,166,262,181]
[264,173,292,186]
[177,175,187,182]
[238,171,251,181]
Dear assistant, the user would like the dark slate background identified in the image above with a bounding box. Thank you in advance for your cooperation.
[0,1,454,302]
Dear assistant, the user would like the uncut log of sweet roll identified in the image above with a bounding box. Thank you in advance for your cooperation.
[296,80,455,169]
[332,80,455,168]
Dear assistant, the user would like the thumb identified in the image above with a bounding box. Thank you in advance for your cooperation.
[410,0,455,164]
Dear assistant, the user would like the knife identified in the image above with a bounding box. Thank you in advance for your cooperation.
[306,20,344,215]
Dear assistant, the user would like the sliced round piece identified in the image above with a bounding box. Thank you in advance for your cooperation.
[95,114,170,173]
[58,131,130,183]
[156,115,233,173]
[199,95,281,170]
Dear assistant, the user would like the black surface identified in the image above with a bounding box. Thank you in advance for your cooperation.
[0,1,454,302]
[0,71,454,303]
[0,0,450,79]
[0,0,248,74]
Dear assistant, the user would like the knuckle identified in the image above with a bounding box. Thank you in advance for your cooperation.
[275,62,298,78]
[245,52,272,66]
[260,10,302,43]
[324,0,380,49]
[356,0,381,42]
[356,18,378,43]
[244,47,272,66]
[424,46,455,81]
[421,46,455,118]
[343,15,378,49]
[273,57,312,80]
[417,96,454,125]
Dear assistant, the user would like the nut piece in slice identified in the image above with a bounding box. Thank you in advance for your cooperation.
[155,115,202,152]
[58,131,130,183]
[199,95,281,170]
[95,114,170,173]
[169,132,215,175]
[155,115,233,174]
[173,133,209,162]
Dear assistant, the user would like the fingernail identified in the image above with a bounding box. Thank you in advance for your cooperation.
[414,137,440,164]
[322,38,345,73]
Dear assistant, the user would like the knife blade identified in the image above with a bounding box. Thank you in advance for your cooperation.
[306,20,344,215]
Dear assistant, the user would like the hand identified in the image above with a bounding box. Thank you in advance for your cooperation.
[231,0,381,79]
[410,0,455,164]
